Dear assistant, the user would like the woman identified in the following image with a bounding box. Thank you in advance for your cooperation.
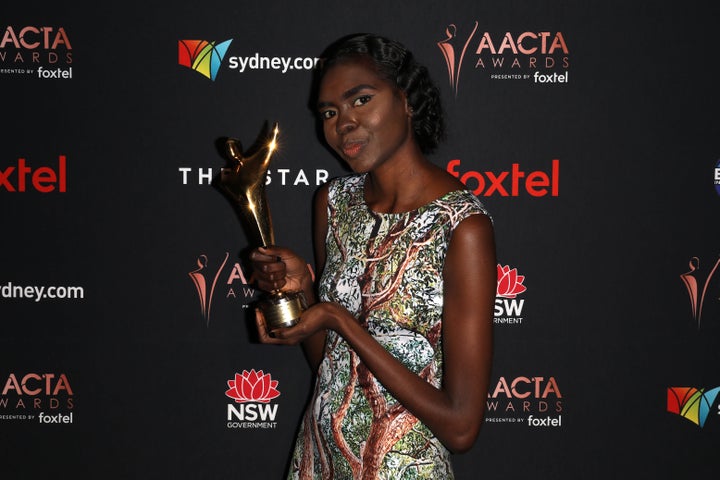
[251,33,496,479]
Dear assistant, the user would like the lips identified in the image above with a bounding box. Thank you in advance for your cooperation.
[341,140,366,158]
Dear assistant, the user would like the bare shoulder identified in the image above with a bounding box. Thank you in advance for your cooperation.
[424,163,467,199]
[446,198,496,273]
[452,211,494,251]
[314,181,330,206]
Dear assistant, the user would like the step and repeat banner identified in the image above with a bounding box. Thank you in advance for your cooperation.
[2,1,718,478]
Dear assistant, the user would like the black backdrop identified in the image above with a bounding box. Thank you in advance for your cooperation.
[2,1,719,478]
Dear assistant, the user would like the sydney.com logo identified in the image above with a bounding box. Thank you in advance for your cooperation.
[667,386,720,428]
[178,39,232,81]
[178,38,319,81]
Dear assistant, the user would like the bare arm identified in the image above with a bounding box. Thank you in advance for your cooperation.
[300,183,330,369]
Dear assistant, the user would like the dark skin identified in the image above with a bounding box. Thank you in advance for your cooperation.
[250,57,496,453]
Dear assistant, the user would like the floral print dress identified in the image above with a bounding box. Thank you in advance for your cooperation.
[288,173,490,480]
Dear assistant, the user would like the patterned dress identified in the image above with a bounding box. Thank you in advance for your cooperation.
[288,173,490,480]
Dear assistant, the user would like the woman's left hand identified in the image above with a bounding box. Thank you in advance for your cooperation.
[255,301,350,345]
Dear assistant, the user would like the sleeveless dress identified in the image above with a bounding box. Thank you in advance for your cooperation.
[288,173,490,480]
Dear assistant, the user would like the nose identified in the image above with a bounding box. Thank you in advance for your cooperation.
[335,108,357,135]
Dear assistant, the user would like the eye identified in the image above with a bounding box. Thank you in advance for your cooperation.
[319,109,336,120]
[353,95,372,107]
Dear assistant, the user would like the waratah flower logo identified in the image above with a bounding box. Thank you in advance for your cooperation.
[496,264,527,298]
[225,369,280,404]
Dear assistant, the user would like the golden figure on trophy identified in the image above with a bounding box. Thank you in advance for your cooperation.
[219,122,305,330]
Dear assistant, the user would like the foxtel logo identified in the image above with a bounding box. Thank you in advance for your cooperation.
[667,386,720,428]
[447,159,559,197]
[1,155,67,192]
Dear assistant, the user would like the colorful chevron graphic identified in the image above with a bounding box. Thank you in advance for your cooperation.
[178,39,233,81]
[667,386,720,428]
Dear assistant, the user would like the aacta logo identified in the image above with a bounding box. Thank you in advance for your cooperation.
[1,373,74,410]
[679,255,720,328]
[714,159,720,196]
[0,26,72,62]
[495,264,527,325]
[178,39,232,81]
[447,159,559,197]
[667,386,720,428]
[225,369,280,428]
[188,252,258,326]
[1,155,67,193]
[485,376,563,426]
[438,22,569,95]
[189,252,313,325]
[489,376,561,400]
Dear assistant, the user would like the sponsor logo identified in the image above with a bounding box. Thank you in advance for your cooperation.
[667,386,720,428]
[447,158,559,197]
[485,375,564,427]
[178,38,320,81]
[225,369,280,429]
[188,251,312,326]
[178,39,233,81]
[226,53,320,74]
[226,369,280,403]
[437,22,569,95]
[495,264,527,325]
[714,159,720,196]
[189,253,256,326]
[178,166,329,187]
[679,255,720,328]
[0,155,67,193]
[0,282,85,302]
[0,373,74,424]
[0,26,73,79]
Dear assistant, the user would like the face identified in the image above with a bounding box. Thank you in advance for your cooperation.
[316,58,414,173]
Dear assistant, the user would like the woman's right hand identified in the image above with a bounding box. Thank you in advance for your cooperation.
[249,246,309,294]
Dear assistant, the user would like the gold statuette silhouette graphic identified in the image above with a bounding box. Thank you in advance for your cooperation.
[219,122,305,330]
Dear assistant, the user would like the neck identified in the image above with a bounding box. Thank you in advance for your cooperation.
[364,157,439,214]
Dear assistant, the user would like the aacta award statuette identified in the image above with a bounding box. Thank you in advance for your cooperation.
[219,122,306,330]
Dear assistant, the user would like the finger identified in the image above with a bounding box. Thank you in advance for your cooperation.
[267,321,305,344]
[257,246,283,259]
[251,247,282,263]
[255,309,279,344]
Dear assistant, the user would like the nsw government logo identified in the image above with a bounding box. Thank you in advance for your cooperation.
[494,264,527,325]
[225,369,280,429]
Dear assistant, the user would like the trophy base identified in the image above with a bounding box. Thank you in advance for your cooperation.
[259,290,306,330]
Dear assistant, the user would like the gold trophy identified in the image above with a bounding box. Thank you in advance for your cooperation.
[219,122,305,330]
